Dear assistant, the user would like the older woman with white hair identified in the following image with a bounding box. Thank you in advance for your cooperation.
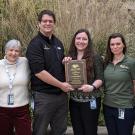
[0,39,32,135]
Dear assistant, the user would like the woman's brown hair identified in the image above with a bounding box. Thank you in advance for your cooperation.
[68,28,95,81]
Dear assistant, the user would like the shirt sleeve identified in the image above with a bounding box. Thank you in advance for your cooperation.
[93,54,104,81]
[129,57,135,80]
[26,40,45,74]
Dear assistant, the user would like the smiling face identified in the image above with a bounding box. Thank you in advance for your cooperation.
[110,37,125,56]
[38,14,55,37]
[75,32,89,52]
[5,47,20,64]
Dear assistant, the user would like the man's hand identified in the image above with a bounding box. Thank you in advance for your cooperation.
[60,82,74,92]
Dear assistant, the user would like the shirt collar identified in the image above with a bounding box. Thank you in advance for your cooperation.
[38,31,55,43]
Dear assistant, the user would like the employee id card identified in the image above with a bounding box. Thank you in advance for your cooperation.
[89,96,97,110]
[8,94,14,105]
[118,108,125,119]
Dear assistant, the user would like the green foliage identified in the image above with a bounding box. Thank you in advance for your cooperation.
[94,40,106,56]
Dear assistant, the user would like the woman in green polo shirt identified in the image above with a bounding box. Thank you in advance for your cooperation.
[63,28,104,135]
[103,33,135,135]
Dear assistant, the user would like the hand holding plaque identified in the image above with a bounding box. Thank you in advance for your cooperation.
[65,59,87,88]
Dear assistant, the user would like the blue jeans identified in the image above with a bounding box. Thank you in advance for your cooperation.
[103,105,135,135]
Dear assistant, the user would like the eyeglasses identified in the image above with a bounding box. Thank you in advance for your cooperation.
[41,20,54,24]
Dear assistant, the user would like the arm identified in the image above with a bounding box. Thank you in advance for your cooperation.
[26,40,73,93]
[92,54,104,90]
[128,58,135,95]
[78,80,103,92]
[79,54,104,92]
[35,70,73,92]
[92,79,103,89]
[133,80,135,94]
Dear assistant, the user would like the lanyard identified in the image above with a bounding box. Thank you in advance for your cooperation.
[4,59,18,94]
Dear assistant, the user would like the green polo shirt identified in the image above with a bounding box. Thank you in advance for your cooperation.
[103,55,135,108]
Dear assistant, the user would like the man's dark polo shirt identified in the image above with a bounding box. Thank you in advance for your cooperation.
[26,32,65,94]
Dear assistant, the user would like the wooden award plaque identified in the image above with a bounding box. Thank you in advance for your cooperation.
[65,59,87,88]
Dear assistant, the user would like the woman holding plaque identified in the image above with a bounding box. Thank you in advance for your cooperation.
[0,39,32,135]
[63,29,104,135]
[103,33,135,135]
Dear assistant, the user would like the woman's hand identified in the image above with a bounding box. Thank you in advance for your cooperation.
[78,84,94,92]
[62,57,72,64]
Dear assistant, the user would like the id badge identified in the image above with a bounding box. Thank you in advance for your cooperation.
[118,108,125,119]
[89,96,97,110]
[8,94,14,105]
[30,97,34,110]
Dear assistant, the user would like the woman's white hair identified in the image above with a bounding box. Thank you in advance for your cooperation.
[5,39,21,53]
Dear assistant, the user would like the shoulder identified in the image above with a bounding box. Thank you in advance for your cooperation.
[26,36,44,55]
[93,53,103,62]
[93,53,104,71]
[124,56,135,65]
[122,56,135,71]
[17,57,30,74]
[18,57,30,69]
[126,56,135,62]
[0,59,4,66]
[18,57,28,64]
[53,35,63,46]
[28,34,43,48]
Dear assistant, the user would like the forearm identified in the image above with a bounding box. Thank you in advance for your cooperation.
[35,70,63,89]
[133,80,135,94]
[35,70,73,92]
[78,79,103,92]
[92,79,103,89]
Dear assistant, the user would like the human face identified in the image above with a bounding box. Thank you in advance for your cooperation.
[38,14,55,37]
[5,48,20,64]
[75,32,88,52]
[110,37,125,56]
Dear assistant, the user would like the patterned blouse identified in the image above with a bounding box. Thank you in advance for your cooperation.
[70,54,104,102]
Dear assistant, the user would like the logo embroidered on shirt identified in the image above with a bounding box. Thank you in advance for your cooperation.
[120,64,129,69]
[57,47,61,50]
[44,45,50,50]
